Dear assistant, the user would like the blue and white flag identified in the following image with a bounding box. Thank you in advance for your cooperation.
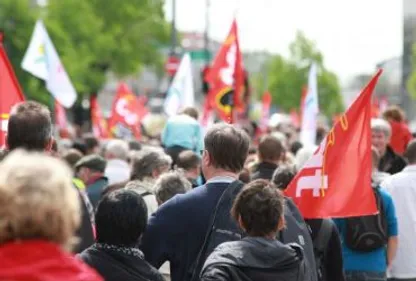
[300,63,319,146]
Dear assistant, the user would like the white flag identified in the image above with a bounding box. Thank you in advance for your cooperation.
[164,53,194,116]
[22,20,76,108]
[300,63,319,146]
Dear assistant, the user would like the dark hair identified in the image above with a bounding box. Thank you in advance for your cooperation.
[383,105,405,122]
[405,140,416,164]
[72,141,87,155]
[272,165,296,191]
[95,189,147,247]
[290,141,303,156]
[238,168,251,183]
[204,124,250,173]
[82,134,99,153]
[128,140,142,151]
[63,149,83,169]
[182,107,199,120]
[231,179,285,236]
[258,135,284,162]
[176,150,201,170]
[7,101,52,151]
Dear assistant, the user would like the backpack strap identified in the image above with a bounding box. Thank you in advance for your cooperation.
[313,219,333,279]
[141,191,152,197]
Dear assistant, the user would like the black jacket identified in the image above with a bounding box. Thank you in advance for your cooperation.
[251,162,278,181]
[79,244,165,281]
[74,188,95,253]
[200,237,309,281]
[379,146,407,175]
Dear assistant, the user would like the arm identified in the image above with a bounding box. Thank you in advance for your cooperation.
[195,124,204,154]
[387,236,398,269]
[161,123,169,148]
[382,190,398,268]
[325,223,346,281]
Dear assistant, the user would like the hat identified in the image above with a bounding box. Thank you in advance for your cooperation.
[75,154,106,173]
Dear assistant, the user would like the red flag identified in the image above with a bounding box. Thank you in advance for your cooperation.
[0,34,25,147]
[260,91,272,130]
[90,95,109,139]
[290,109,300,128]
[108,83,144,139]
[285,70,382,218]
[55,100,69,138]
[206,20,244,122]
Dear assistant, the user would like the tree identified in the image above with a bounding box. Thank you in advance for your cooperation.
[0,0,169,104]
[260,32,344,117]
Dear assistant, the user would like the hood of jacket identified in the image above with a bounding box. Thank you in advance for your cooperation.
[0,240,103,281]
[125,178,156,195]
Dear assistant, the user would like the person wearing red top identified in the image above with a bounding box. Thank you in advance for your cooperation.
[383,106,412,155]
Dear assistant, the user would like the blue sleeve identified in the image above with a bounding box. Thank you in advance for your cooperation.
[161,123,169,147]
[195,124,204,153]
[381,190,398,237]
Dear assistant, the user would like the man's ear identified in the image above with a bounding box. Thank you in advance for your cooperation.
[45,137,54,152]
[277,215,286,231]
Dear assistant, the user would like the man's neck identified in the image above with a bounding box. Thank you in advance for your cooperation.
[205,170,237,181]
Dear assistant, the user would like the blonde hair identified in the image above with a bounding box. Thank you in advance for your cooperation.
[0,150,80,250]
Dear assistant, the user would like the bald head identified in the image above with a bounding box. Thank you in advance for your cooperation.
[405,140,416,164]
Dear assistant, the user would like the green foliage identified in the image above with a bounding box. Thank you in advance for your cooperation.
[0,0,169,104]
[407,44,416,99]
[260,31,344,116]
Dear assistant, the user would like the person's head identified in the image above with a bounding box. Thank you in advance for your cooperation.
[130,149,171,181]
[405,139,416,165]
[371,118,392,156]
[0,150,80,250]
[294,146,317,171]
[383,105,405,123]
[7,101,52,152]
[202,124,250,179]
[154,171,192,205]
[176,150,201,180]
[63,149,84,170]
[272,165,297,191]
[82,134,100,155]
[181,107,199,120]
[128,140,142,151]
[371,146,381,171]
[72,141,87,155]
[101,181,127,198]
[290,141,303,156]
[75,154,106,184]
[258,134,284,164]
[231,179,285,238]
[95,189,147,247]
[104,139,129,161]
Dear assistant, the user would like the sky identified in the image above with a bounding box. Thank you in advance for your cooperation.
[164,0,403,85]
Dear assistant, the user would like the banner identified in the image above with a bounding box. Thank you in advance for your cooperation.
[300,63,319,146]
[90,95,109,139]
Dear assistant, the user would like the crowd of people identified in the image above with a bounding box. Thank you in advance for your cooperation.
[0,101,415,281]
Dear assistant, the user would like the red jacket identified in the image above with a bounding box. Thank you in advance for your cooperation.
[389,120,412,155]
[0,240,103,281]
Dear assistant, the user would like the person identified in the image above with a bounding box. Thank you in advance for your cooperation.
[0,150,102,281]
[154,171,192,205]
[200,179,310,281]
[63,148,84,170]
[372,118,407,175]
[294,146,318,171]
[75,154,108,209]
[162,107,204,165]
[176,150,201,188]
[272,165,342,281]
[127,149,172,218]
[79,189,164,281]
[251,134,285,181]
[382,105,412,155]
[140,124,250,281]
[104,139,131,185]
[334,159,398,281]
[129,139,142,151]
[83,134,100,155]
[372,147,391,186]
[6,101,94,253]
[382,140,416,280]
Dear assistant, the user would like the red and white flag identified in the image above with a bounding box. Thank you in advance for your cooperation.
[90,95,109,139]
[285,70,382,218]
[54,100,69,138]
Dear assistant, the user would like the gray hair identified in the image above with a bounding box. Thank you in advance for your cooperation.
[154,171,191,204]
[105,139,129,160]
[130,148,172,181]
[295,146,317,171]
[371,118,392,137]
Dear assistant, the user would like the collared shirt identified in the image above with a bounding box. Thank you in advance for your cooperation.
[206,176,236,184]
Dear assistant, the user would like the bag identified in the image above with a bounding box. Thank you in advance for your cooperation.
[345,187,388,252]
[313,219,333,281]
[278,198,318,281]
[190,180,245,281]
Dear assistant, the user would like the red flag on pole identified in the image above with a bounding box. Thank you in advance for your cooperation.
[260,91,272,130]
[55,100,69,138]
[206,19,244,123]
[90,95,109,139]
[108,83,144,139]
[0,34,25,147]
[285,70,382,218]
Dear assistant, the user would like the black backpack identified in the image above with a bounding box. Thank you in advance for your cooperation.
[313,219,333,281]
[345,186,388,252]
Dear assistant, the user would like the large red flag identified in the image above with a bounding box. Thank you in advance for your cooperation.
[285,70,382,218]
[0,34,25,147]
[90,95,109,139]
[108,83,144,139]
[206,20,244,122]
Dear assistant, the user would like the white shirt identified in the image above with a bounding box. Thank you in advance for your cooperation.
[104,159,130,185]
[382,165,416,278]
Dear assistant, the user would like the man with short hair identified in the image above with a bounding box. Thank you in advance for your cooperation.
[75,154,108,209]
[83,134,100,155]
[141,124,250,281]
[104,139,130,185]
[162,107,204,165]
[251,134,284,181]
[6,101,94,253]
[372,118,406,174]
[382,140,416,281]
[176,150,201,188]
[154,171,192,205]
